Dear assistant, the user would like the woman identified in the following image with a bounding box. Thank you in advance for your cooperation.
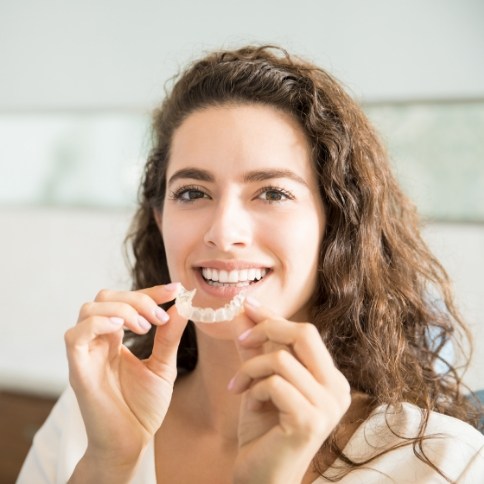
[18,45,483,483]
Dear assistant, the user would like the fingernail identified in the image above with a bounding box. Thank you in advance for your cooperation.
[238,328,253,341]
[138,316,151,331]
[110,317,124,326]
[154,307,170,324]
[245,296,260,308]
[164,282,180,291]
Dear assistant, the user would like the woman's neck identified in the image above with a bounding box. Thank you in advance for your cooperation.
[173,330,244,442]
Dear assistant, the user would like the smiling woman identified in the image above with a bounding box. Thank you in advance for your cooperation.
[18,45,484,483]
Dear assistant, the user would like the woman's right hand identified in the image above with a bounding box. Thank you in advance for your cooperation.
[64,283,187,479]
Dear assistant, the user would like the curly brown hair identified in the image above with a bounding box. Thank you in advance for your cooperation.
[125,45,481,480]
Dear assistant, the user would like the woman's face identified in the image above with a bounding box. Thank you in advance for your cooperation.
[159,104,325,323]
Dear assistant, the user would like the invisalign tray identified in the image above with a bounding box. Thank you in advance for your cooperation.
[175,285,246,323]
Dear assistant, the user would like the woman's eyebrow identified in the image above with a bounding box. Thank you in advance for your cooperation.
[167,167,309,187]
[167,168,214,186]
[243,169,309,187]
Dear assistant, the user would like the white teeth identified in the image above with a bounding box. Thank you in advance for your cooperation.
[219,270,229,282]
[202,267,268,284]
[175,285,246,323]
[228,270,238,283]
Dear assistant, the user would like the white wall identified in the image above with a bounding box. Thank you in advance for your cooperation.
[423,225,484,391]
[1,0,483,110]
[0,1,483,395]
[0,208,132,395]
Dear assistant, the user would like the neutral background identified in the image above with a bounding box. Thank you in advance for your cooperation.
[1,0,483,395]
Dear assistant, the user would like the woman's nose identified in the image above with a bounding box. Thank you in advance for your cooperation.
[203,199,252,251]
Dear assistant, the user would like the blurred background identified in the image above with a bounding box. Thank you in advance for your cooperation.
[1,0,483,479]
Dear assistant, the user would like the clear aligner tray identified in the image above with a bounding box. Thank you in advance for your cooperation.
[175,285,246,323]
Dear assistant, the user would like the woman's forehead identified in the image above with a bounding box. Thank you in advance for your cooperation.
[167,104,315,183]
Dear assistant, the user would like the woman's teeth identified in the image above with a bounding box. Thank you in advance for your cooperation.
[201,268,267,286]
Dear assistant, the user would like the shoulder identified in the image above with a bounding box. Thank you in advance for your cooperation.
[364,401,483,448]
[319,402,484,483]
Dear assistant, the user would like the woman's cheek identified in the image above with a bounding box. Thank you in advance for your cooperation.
[162,212,205,280]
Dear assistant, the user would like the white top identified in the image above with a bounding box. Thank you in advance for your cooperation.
[17,387,484,483]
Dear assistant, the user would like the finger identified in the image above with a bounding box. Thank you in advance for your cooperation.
[243,295,289,323]
[65,316,124,375]
[95,285,177,326]
[239,310,333,385]
[145,304,190,378]
[232,311,265,363]
[78,301,158,334]
[229,350,323,406]
[232,295,286,363]
[66,315,124,348]
[65,316,124,394]
[247,374,310,419]
[249,375,350,445]
[138,282,181,305]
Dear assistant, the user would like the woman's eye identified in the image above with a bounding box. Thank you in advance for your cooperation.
[263,190,285,201]
[171,186,208,202]
[257,187,294,203]
[181,189,205,200]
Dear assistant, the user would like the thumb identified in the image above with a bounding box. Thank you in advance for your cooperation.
[242,295,279,323]
[146,304,189,377]
[139,282,181,305]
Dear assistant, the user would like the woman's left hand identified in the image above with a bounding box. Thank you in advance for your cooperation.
[229,298,351,484]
